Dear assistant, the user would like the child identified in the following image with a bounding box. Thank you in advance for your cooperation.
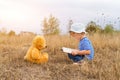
[68,23,94,65]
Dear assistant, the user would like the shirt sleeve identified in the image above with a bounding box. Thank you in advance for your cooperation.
[82,40,91,50]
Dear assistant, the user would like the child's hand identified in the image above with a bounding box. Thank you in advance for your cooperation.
[71,49,79,56]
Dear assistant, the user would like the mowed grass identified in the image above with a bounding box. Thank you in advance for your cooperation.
[0,33,120,80]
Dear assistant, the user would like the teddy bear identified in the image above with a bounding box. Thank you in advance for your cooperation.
[24,35,48,64]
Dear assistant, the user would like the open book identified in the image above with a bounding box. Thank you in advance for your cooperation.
[62,47,75,53]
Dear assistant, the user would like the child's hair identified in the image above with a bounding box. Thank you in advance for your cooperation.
[69,31,85,35]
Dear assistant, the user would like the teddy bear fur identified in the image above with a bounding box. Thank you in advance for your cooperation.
[24,36,48,64]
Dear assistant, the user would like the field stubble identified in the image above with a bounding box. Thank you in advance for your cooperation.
[0,33,120,80]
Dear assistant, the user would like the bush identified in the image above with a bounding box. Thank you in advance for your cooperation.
[8,30,16,36]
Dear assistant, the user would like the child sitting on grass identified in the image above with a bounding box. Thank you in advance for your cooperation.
[68,23,94,65]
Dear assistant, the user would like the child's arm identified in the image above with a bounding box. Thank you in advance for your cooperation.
[71,49,90,56]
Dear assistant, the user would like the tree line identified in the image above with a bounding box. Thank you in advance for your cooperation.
[0,14,119,36]
[42,15,119,35]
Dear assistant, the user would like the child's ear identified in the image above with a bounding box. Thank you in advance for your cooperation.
[70,31,75,36]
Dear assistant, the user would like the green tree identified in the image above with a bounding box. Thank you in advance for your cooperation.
[104,24,114,33]
[42,15,60,35]
[86,21,102,34]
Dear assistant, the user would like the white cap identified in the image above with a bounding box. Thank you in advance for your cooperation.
[70,23,86,33]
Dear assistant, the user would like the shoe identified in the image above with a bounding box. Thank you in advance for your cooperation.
[73,60,84,65]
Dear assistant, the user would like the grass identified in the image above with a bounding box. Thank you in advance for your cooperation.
[0,33,120,80]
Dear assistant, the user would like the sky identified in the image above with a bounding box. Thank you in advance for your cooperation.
[0,0,120,34]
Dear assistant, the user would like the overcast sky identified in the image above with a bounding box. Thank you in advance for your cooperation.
[0,0,120,34]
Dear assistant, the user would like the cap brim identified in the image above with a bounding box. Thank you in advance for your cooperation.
[69,29,86,33]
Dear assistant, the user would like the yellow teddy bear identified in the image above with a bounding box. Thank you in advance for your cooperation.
[24,36,48,64]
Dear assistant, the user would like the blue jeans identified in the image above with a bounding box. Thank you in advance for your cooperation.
[68,53,85,62]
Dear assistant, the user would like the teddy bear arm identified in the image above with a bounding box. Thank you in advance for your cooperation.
[31,49,41,60]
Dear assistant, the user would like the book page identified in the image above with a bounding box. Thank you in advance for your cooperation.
[62,47,75,53]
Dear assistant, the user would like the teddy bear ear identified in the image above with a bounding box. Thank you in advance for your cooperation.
[32,36,39,44]
[32,39,36,44]
[32,35,45,44]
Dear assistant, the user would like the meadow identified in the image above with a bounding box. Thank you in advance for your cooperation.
[0,33,120,80]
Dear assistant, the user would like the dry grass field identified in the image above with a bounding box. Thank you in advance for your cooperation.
[0,33,120,80]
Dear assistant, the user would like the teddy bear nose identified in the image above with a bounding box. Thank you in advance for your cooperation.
[45,46,47,48]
